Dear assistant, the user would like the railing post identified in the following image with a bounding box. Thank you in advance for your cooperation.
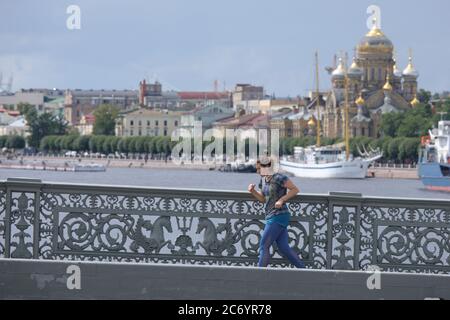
[5,178,42,260]
[327,192,362,271]
[325,197,333,269]
[33,188,41,259]
[4,185,12,258]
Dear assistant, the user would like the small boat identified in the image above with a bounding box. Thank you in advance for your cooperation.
[418,120,450,192]
[218,159,256,173]
[74,163,107,172]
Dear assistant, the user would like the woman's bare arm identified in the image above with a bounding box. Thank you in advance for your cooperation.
[275,179,299,208]
[248,184,266,203]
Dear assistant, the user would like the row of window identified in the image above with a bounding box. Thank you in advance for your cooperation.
[129,120,178,127]
[129,129,168,137]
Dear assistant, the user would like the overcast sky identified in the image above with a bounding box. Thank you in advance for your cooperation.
[0,0,449,96]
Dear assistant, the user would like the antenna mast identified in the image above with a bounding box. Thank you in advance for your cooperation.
[343,52,350,161]
[315,51,321,147]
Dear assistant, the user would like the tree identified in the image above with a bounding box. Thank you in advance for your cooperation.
[398,138,420,163]
[127,137,137,154]
[72,135,91,152]
[17,102,36,118]
[89,136,99,153]
[27,113,67,148]
[135,136,147,154]
[380,113,403,137]
[102,136,119,154]
[109,136,120,154]
[417,89,432,105]
[397,114,432,137]
[5,135,25,149]
[387,138,403,161]
[93,104,119,136]
[117,138,129,154]
[0,136,7,149]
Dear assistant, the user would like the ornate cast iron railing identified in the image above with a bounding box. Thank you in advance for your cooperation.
[1,178,450,273]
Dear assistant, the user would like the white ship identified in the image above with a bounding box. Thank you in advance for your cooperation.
[280,52,382,179]
[281,144,382,179]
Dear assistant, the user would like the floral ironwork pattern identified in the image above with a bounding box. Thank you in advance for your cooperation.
[1,179,450,273]
[37,191,313,267]
[360,205,450,273]
[0,189,6,258]
[9,192,35,259]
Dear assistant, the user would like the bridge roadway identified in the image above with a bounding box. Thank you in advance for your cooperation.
[1,258,450,300]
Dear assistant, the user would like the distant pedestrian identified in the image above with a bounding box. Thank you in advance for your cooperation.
[248,156,305,269]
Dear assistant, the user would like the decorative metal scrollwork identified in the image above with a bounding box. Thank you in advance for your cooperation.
[0,179,449,273]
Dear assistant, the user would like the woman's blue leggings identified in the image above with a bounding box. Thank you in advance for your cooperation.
[258,222,305,268]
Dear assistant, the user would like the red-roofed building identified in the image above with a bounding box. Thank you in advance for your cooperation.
[138,80,232,109]
[0,106,21,125]
[177,92,230,100]
[212,113,270,138]
[74,113,96,135]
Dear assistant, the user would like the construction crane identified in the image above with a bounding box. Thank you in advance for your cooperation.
[0,72,13,94]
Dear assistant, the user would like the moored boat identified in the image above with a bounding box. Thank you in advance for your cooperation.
[418,120,450,192]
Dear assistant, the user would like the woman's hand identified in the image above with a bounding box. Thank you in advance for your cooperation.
[275,199,285,209]
[248,184,265,203]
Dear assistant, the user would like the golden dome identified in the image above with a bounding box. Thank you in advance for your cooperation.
[349,57,358,69]
[355,94,365,106]
[383,75,393,91]
[348,57,363,76]
[366,23,385,38]
[332,58,345,78]
[393,62,402,78]
[308,117,316,127]
[410,95,420,107]
[403,56,419,77]
[359,18,393,50]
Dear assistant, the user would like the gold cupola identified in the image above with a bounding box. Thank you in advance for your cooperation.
[358,17,393,52]
[393,60,402,78]
[403,54,419,78]
[383,74,393,91]
[308,117,316,127]
[410,94,420,107]
[355,93,365,106]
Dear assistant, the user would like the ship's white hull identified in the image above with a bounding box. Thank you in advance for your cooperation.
[280,159,372,179]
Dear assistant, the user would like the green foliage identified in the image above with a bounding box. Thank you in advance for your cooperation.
[431,98,450,124]
[381,103,434,138]
[26,112,67,148]
[398,138,420,162]
[417,89,432,105]
[0,135,26,149]
[73,135,90,152]
[93,104,119,136]
[381,112,403,137]
[387,137,403,160]
[0,136,8,149]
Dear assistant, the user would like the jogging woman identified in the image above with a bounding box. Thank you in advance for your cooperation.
[248,156,305,268]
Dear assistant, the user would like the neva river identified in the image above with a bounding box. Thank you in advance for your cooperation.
[0,167,449,200]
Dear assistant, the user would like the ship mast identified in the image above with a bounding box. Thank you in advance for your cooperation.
[315,51,321,147]
[343,52,350,161]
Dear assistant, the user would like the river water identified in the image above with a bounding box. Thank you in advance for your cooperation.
[0,167,448,200]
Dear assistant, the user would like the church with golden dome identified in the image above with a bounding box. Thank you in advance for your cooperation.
[322,18,420,139]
